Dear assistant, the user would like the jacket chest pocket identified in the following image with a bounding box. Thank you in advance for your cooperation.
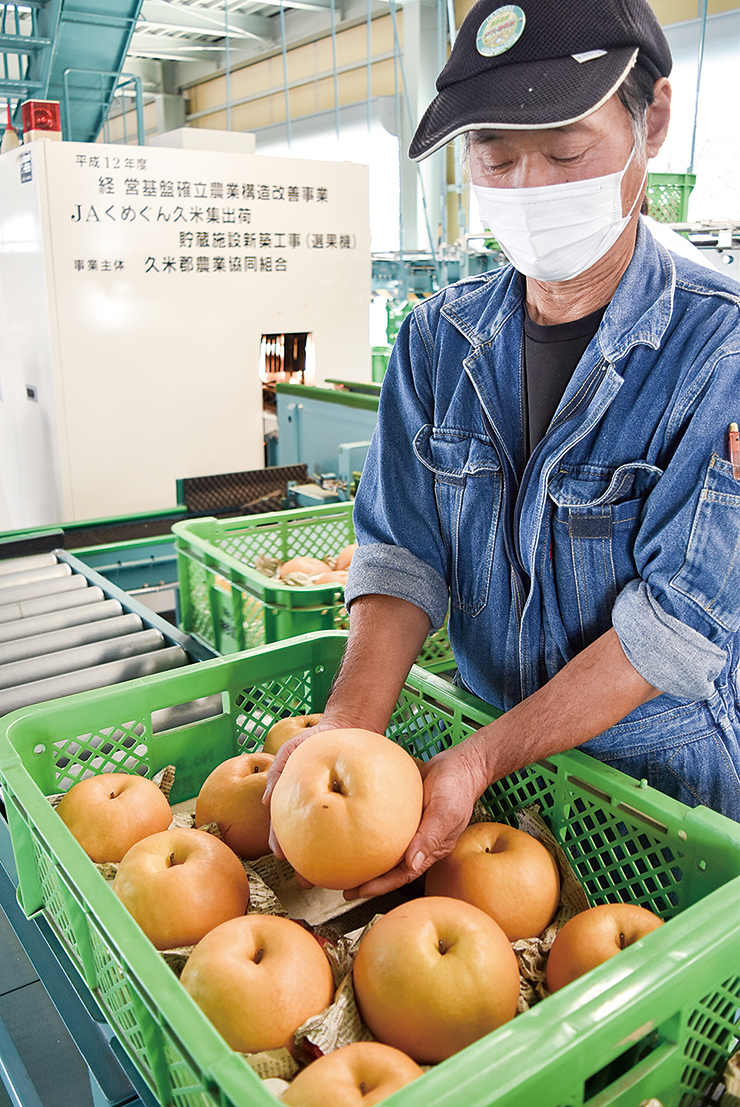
[414,425,502,616]
[670,456,740,631]
[548,462,662,650]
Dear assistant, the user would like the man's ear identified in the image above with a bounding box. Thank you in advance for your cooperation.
[646,78,671,158]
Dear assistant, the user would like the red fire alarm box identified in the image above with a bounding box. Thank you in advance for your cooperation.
[21,100,61,141]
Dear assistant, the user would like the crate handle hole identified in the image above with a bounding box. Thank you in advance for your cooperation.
[584,1028,675,1103]
[152,695,225,734]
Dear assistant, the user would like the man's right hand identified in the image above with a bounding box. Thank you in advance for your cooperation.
[262,715,350,859]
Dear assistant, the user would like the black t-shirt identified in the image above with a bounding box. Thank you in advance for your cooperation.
[523,304,607,456]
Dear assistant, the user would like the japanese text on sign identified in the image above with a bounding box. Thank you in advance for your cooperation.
[69,160,357,276]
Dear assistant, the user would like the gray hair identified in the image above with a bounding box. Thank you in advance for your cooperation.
[460,131,471,176]
[616,62,656,146]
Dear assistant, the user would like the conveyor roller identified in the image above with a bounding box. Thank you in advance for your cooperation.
[0,552,58,576]
[0,578,96,624]
[0,627,167,689]
[0,611,142,665]
[0,562,72,591]
[0,646,188,715]
[0,572,85,608]
[0,550,194,718]
[0,598,124,644]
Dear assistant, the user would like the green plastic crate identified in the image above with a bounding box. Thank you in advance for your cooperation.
[371,345,392,382]
[172,502,455,674]
[2,632,740,1107]
[646,172,696,224]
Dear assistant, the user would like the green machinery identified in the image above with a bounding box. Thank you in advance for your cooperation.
[272,380,381,506]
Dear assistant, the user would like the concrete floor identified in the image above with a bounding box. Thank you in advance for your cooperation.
[0,810,149,1107]
[0,901,95,1107]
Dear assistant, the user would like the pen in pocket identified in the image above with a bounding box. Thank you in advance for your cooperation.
[729,422,740,480]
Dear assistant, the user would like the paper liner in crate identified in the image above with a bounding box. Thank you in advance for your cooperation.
[720,1050,740,1107]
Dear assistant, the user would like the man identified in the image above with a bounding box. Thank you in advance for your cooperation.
[266,0,740,897]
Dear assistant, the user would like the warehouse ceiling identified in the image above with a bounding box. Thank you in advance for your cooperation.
[118,0,737,116]
[129,0,347,65]
[125,0,738,67]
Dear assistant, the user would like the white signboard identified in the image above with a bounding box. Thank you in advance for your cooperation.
[58,145,363,288]
[0,140,371,525]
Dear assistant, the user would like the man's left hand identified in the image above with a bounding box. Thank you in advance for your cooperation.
[343,739,489,900]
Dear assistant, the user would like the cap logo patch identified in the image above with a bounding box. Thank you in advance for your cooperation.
[476,5,525,57]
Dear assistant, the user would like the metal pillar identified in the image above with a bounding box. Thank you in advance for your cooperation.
[394,0,442,256]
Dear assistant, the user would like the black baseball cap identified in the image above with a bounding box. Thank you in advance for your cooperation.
[409,0,672,160]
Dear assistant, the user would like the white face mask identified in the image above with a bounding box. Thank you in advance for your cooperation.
[471,145,647,282]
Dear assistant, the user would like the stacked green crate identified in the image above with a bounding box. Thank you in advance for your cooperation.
[173,503,455,674]
[646,172,696,223]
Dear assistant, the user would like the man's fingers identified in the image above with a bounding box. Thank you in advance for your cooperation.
[343,839,445,900]
[403,801,467,874]
[342,758,480,901]
[262,731,309,804]
[264,727,479,899]
[268,823,285,859]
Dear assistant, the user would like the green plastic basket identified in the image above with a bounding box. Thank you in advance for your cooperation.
[172,503,455,674]
[646,172,696,224]
[372,345,392,382]
[2,632,740,1107]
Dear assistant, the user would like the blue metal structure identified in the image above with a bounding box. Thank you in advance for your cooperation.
[0,0,144,144]
[0,0,63,125]
[275,381,379,482]
[49,0,144,142]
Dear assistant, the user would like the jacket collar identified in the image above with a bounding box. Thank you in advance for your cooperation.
[440,219,676,363]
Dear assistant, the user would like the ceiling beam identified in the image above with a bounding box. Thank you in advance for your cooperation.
[127,32,246,60]
[275,0,332,10]
[234,0,334,11]
[140,1,273,42]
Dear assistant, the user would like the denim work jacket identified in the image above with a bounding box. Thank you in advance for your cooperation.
[346,222,740,816]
